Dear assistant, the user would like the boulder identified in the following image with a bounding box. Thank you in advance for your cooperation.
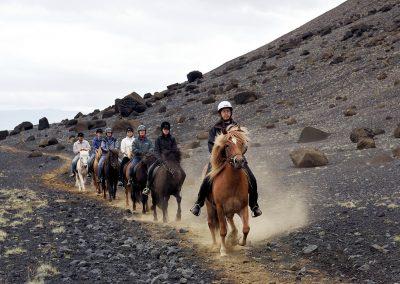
[0,130,9,140]
[392,147,400,158]
[187,71,203,83]
[143,93,152,99]
[102,109,116,119]
[357,138,376,150]
[285,117,297,125]
[112,119,140,133]
[176,116,186,124]
[26,135,36,142]
[14,121,33,132]
[185,84,198,92]
[196,131,209,140]
[88,120,107,130]
[39,137,58,148]
[28,151,43,158]
[394,125,400,138]
[233,91,258,105]
[290,148,328,168]
[343,108,357,116]
[350,128,374,143]
[298,127,330,143]
[184,141,201,150]
[167,83,180,90]
[265,123,275,129]
[9,129,20,136]
[202,97,216,104]
[158,106,167,113]
[66,119,78,127]
[74,112,83,119]
[56,144,66,151]
[224,79,239,92]
[115,92,147,117]
[38,117,50,130]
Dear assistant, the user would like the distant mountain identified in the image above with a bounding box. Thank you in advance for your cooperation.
[0,109,79,130]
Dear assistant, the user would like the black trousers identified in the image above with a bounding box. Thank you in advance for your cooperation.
[195,162,259,209]
[119,157,130,181]
[146,159,161,187]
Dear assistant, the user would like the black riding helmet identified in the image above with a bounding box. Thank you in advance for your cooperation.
[96,128,103,134]
[126,127,133,132]
[161,121,171,130]
[77,132,84,137]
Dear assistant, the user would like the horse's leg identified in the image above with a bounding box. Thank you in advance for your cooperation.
[227,217,239,247]
[175,193,182,222]
[107,181,112,202]
[206,204,218,248]
[125,186,130,209]
[103,179,107,200]
[152,192,158,221]
[130,184,137,211]
[216,205,228,257]
[75,174,80,190]
[142,192,148,214]
[79,173,85,191]
[162,196,169,223]
[239,207,250,246]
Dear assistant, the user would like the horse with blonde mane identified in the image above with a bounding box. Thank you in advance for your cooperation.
[206,125,250,256]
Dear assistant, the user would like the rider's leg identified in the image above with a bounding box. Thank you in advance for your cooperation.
[70,154,79,177]
[190,164,212,216]
[143,160,160,194]
[127,156,140,186]
[87,153,95,177]
[119,157,129,185]
[243,162,262,217]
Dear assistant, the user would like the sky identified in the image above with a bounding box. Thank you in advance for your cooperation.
[0,0,346,129]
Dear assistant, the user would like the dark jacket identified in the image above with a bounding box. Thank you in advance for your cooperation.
[208,119,237,153]
[101,137,118,155]
[92,137,102,151]
[154,134,178,157]
[132,136,154,157]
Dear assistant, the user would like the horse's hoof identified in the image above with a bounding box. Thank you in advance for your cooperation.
[220,251,228,257]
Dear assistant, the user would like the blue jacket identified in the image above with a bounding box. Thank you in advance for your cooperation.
[101,137,118,155]
[132,136,154,157]
[92,137,102,152]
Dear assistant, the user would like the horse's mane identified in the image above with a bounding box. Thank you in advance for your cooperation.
[161,149,182,163]
[207,126,249,181]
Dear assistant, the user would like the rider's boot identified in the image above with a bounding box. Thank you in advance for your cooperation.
[190,177,211,216]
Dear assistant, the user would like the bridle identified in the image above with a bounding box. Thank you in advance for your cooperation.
[224,137,244,168]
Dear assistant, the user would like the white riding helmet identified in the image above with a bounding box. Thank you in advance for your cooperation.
[217,101,233,112]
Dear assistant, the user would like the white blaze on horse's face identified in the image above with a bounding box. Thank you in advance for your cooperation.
[231,137,237,145]
[80,151,89,167]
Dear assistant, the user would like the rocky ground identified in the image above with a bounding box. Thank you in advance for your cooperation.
[0,0,399,283]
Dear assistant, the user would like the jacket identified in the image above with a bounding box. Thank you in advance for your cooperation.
[154,134,177,157]
[132,136,154,157]
[208,119,237,153]
[120,136,135,158]
[101,137,118,154]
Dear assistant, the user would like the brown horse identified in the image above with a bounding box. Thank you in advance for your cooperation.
[100,149,120,201]
[124,153,157,213]
[206,125,250,257]
[92,148,102,195]
[151,150,186,223]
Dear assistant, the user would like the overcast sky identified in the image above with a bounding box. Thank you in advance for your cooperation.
[0,0,345,121]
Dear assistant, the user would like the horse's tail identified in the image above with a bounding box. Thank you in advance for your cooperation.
[207,201,220,233]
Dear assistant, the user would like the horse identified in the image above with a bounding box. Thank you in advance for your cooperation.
[205,125,250,257]
[74,150,89,191]
[151,150,186,223]
[125,153,157,213]
[100,149,120,201]
[92,148,102,195]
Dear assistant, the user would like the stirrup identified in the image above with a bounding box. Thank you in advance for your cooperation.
[142,187,150,195]
[251,206,262,218]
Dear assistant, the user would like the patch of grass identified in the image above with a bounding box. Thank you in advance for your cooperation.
[338,201,357,208]
[387,203,399,209]
[28,263,59,284]
[4,247,27,256]
[51,226,65,234]
[0,229,7,242]
[394,235,400,243]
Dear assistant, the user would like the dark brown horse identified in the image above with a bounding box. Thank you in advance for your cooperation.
[101,149,120,201]
[151,150,186,223]
[206,125,250,257]
[92,148,102,195]
[124,153,157,213]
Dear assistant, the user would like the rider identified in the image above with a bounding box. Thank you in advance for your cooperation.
[88,128,103,176]
[190,101,263,217]
[118,126,135,186]
[127,125,154,185]
[97,127,119,183]
[143,121,178,195]
[70,132,91,177]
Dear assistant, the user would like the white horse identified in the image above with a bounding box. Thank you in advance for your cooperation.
[75,150,89,191]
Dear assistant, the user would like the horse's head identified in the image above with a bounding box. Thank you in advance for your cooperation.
[79,150,90,168]
[161,149,182,164]
[225,135,246,169]
[142,152,157,167]
[108,149,120,169]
